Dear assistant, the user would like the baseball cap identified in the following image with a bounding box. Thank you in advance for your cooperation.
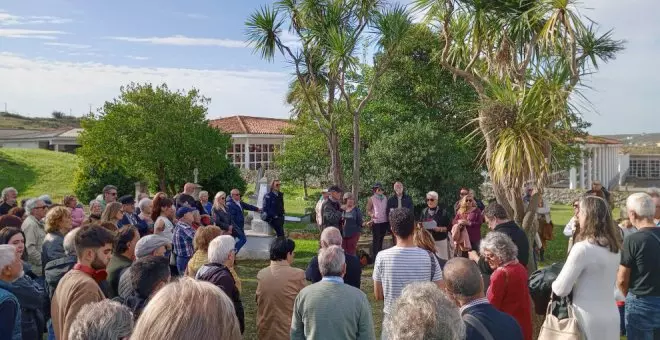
[119,195,135,205]
[372,182,383,190]
[176,206,197,218]
[328,185,343,193]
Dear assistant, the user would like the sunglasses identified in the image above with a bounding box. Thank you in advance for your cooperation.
[426,198,436,202]
[466,200,473,203]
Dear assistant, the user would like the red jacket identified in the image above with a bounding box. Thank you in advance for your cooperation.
[487,262,533,340]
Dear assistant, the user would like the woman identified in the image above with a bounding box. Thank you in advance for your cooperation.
[63,195,84,228]
[452,194,483,254]
[481,232,533,340]
[413,226,447,270]
[0,230,46,340]
[153,198,176,240]
[85,200,103,225]
[150,192,168,222]
[564,198,581,253]
[137,198,153,236]
[131,278,241,340]
[185,225,223,278]
[101,202,123,228]
[196,235,245,334]
[211,192,233,233]
[42,206,72,270]
[341,192,362,256]
[0,227,32,275]
[552,195,621,340]
[536,197,553,262]
[419,191,452,260]
[199,191,212,215]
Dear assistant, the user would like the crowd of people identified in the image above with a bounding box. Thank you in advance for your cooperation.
[0,179,658,340]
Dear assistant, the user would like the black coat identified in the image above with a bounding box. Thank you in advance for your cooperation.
[8,275,46,340]
[212,207,233,231]
[305,254,362,289]
[44,255,77,300]
[478,221,530,275]
[41,231,65,274]
[419,205,452,241]
[321,199,342,230]
[387,194,414,217]
[196,263,245,333]
[262,191,285,221]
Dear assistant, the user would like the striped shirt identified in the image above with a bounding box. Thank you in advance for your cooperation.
[373,246,443,314]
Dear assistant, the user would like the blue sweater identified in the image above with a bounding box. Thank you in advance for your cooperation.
[462,302,523,340]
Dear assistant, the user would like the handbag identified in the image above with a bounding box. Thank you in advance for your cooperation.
[538,295,583,340]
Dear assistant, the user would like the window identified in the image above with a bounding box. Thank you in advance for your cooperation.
[227,144,245,168]
[247,143,278,170]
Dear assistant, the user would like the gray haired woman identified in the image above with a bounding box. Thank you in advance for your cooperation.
[481,232,533,340]
[69,300,133,340]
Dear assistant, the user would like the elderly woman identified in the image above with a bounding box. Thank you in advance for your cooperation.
[481,232,532,340]
[101,202,123,228]
[0,244,23,340]
[341,192,363,256]
[63,195,84,228]
[196,235,245,334]
[69,300,134,340]
[199,191,212,215]
[419,191,452,260]
[452,194,484,254]
[131,278,241,340]
[42,206,73,270]
[211,192,233,233]
[552,196,621,340]
[136,198,153,236]
[85,199,103,225]
[185,225,223,278]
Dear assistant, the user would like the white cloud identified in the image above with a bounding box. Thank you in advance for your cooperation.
[125,55,150,60]
[44,42,90,49]
[107,35,247,48]
[0,28,65,39]
[0,11,71,25]
[185,13,208,19]
[0,53,291,120]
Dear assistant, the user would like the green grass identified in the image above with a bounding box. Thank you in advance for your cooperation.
[0,148,78,203]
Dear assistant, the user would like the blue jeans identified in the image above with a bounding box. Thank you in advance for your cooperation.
[176,255,191,275]
[625,293,660,340]
[234,227,247,253]
[47,319,55,340]
[619,304,626,336]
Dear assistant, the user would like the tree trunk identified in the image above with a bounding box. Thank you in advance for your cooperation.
[327,127,344,188]
[302,177,308,200]
[352,111,360,201]
[157,164,167,193]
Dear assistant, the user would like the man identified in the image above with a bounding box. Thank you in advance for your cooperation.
[617,193,660,338]
[107,226,140,298]
[443,258,523,340]
[292,245,374,340]
[119,195,141,228]
[367,183,390,260]
[586,180,611,204]
[306,227,362,288]
[0,187,18,216]
[315,189,329,228]
[100,185,118,210]
[176,182,206,214]
[52,225,115,340]
[117,234,171,300]
[173,206,197,274]
[22,198,48,277]
[227,188,260,254]
[122,256,171,319]
[256,237,305,340]
[69,300,134,340]
[468,202,529,276]
[0,244,23,339]
[321,185,343,230]
[373,208,443,338]
[263,179,285,237]
[387,182,413,216]
[647,188,660,225]
[385,282,465,340]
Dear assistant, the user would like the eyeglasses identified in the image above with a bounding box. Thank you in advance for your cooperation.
[109,192,117,196]
[34,206,47,210]
[465,200,473,203]
[573,204,579,208]
[484,253,497,260]
[219,197,226,200]
[426,198,436,202]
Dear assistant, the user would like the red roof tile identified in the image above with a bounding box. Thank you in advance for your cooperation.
[209,116,292,135]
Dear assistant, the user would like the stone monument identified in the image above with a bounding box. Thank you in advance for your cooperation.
[236,175,276,260]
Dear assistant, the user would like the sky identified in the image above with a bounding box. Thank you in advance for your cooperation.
[0,0,657,135]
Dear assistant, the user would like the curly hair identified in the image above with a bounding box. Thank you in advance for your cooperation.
[193,225,223,251]
[479,232,518,263]
[44,206,72,233]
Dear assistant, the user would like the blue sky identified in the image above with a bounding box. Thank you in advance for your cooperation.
[0,0,658,135]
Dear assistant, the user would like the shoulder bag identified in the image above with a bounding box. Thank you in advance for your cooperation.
[463,314,495,340]
[538,294,583,340]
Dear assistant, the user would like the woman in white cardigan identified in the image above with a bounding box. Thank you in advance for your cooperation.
[552,195,621,340]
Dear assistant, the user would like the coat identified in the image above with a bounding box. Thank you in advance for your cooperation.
[51,269,106,340]
[106,254,133,298]
[262,191,285,221]
[212,207,233,231]
[196,263,245,333]
[478,221,530,275]
[44,255,77,299]
[321,199,342,230]
[0,282,21,340]
[419,205,452,241]
[387,193,414,216]
[42,231,65,272]
[487,262,533,340]
[227,199,259,230]
[6,275,46,340]
[22,215,46,276]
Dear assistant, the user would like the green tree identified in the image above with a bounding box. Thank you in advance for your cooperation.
[246,0,412,199]
[415,0,625,271]
[73,160,138,203]
[77,83,233,196]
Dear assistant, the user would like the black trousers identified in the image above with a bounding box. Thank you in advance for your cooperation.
[371,222,391,260]
[270,217,285,237]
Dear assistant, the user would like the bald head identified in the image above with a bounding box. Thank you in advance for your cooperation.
[183,183,195,195]
[443,258,484,305]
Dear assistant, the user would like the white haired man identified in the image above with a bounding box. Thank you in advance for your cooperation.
[21,198,48,278]
[69,300,134,340]
[617,193,660,338]
[0,187,18,216]
[0,244,23,339]
[100,185,118,210]
[305,227,362,288]
[291,245,374,340]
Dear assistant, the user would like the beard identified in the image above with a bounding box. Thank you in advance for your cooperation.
[90,254,108,270]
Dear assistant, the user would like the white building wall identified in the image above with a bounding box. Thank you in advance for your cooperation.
[0,141,40,149]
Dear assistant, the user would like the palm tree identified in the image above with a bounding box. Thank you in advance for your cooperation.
[415,0,624,270]
[246,0,412,198]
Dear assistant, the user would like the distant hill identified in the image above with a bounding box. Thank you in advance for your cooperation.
[603,133,660,147]
[0,112,81,130]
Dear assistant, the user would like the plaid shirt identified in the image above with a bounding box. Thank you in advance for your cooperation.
[172,221,196,258]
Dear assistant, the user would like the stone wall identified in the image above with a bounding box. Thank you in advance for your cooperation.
[480,183,630,207]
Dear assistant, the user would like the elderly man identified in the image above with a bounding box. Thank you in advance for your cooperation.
[292,245,374,340]
[586,180,611,204]
[69,300,134,340]
[118,234,171,300]
[443,258,523,340]
[173,207,197,273]
[119,195,140,227]
[100,185,118,210]
[315,189,329,228]
[21,198,48,277]
[321,185,343,230]
[617,193,660,338]
[306,227,362,288]
[0,244,23,339]
[387,182,413,216]
[0,187,18,216]
[263,179,286,237]
[227,188,260,254]
[385,281,464,340]
[256,237,305,340]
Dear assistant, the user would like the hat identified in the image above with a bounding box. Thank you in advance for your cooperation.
[135,235,171,258]
[176,206,197,218]
[372,182,383,190]
[119,195,135,205]
[327,185,343,193]
[322,189,329,193]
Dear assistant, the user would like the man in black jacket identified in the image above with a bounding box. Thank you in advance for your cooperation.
[468,202,529,277]
[262,180,285,237]
[387,182,414,216]
[321,186,343,231]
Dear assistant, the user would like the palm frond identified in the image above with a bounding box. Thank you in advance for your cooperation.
[245,5,285,61]
[372,4,412,51]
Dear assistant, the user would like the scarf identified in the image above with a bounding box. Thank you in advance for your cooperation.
[73,263,108,283]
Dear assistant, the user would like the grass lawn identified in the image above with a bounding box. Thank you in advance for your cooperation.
[0,148,77,203]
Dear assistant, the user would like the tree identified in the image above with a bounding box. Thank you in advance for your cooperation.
[246,0,412,199]
[415,0,625,271]
[77,83,233,196]
[73,160,138,203]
